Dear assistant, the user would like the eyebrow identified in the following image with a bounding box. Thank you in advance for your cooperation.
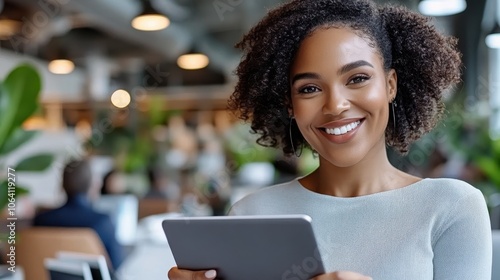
[291,73,321,85]
[291,60,374,85]
[338,60,374,75]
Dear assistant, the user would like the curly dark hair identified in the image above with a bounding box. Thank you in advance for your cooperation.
[227,0,462,155]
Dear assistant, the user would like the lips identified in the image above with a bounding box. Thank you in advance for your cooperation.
[323,120,361,136]
[317,118,365,144]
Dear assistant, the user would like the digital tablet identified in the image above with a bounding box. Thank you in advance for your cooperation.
[162,215,325,280]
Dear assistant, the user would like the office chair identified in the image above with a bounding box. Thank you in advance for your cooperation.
[16,227,109,280]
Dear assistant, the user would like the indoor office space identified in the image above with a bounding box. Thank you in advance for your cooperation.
[0,0,499,279]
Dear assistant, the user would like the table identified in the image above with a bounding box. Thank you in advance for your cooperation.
[115,243,176,280]
[115,213,178,280]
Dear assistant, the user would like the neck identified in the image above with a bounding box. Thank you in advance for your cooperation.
[304,141,409,197]
[68,193,90,203]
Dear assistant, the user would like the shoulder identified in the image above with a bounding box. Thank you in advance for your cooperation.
[420,178,484,202]
[89,213,116,236]
[234,180,301,204]
[33,206,66,225]
[422,178,488,232]
[33,210,52,225]
[228,180,302,215]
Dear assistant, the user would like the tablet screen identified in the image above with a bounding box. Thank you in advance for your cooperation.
[163,215,325,280]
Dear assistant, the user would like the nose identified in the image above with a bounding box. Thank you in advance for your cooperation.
[321,89,350,116]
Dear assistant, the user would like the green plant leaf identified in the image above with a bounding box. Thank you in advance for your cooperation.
[475,156,500,187]
[0,181,29,210]
[0,64,42,151]
[0,129,39,155]
[14,154,54,171]
[493,139,500,162]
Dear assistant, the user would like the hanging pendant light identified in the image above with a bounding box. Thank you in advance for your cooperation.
[48,50,74,75]
[131,0,170,31]
[48,59,74,74]
[177,48,210,70]
[0,19,21,40]
[418,0,467,16]
[486,23,500,49]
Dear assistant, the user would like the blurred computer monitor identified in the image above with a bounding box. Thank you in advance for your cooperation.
[56,251,111,280]
[44,258,92,280]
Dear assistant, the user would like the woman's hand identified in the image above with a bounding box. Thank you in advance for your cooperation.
[311,271,372,280]
[167,267,370,280]
[167,267,217,280]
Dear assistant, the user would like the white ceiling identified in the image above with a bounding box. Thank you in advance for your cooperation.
[0,0,492,103]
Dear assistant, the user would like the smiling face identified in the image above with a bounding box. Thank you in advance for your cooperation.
[290,27,397,168]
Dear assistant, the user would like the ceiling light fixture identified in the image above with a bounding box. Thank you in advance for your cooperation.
[48,59,74,75]
[0,19,21,40]
[486,23,500,49]
[177,50,209,70]
[131,0,170,31]
[418,0,467,16]
[47,48,75,74]
[111,89,131,108]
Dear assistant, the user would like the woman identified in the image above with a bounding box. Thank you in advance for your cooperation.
[169,0,492,279]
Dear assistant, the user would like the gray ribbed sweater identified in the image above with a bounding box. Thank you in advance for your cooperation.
[229,178,492,280]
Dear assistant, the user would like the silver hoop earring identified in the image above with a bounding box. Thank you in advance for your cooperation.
[388,100,397,146]
[312,150,318,158]
[289,117,302,157]
[391,100,397,132]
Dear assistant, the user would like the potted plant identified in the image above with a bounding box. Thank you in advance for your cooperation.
[0,64,54,210]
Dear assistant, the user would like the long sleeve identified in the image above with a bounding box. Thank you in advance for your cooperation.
[432,189,492,279]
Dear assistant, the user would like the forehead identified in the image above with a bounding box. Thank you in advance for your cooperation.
[291,27,383,72]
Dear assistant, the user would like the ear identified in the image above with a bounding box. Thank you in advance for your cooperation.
[287,106,293,117]
[386,69,397,101]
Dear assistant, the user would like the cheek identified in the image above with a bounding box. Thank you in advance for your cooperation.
[360,84,390,116]
[291,100,317,127]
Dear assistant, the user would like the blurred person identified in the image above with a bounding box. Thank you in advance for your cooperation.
[178,168,212,216]
[195,138,231,215]
[144,168,168,199]
[33,159,125,270]
[144,167,180,201]
[101,169,128,195]
[168,0,491,279]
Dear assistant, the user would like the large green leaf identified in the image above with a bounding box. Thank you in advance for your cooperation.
[14,154,54,171]
[0,64,42,151]
[0,181,29,210]
[0,129,39,155]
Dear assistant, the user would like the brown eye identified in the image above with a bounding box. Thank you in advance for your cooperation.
[299,85,320,94]
[348,75,371,85]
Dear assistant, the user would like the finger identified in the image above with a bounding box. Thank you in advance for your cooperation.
[167,267,217,280]
[311,270,372,280]
[335,271,372,280]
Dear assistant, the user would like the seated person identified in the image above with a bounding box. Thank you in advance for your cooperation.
[101,169,128,195]
[143,168,180,200]
[33,159,125,270]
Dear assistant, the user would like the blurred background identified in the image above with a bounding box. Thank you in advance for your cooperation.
[0,0,499,279]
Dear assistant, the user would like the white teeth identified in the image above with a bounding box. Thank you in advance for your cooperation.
[324,120,361,136]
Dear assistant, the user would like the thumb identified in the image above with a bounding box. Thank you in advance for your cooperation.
[167,267,217,280]
[311,271,372,280]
